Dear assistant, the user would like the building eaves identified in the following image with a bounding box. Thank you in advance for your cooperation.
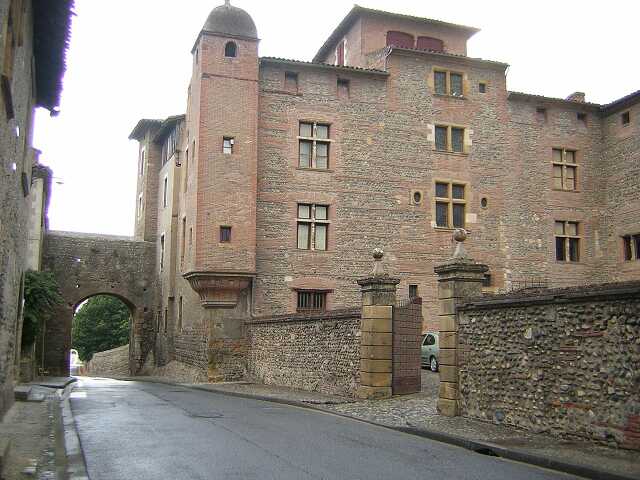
[128,119,163,141]
[600,89,640,115]
[508,91,602,111]
[389,46,508,69]
[33,0,75,112]
[152,114,186,143]
[313,4,480,63]
[260,57,389,76]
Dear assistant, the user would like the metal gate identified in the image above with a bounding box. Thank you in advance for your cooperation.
[392,297,423,395]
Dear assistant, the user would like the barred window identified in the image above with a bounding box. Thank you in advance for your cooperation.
[555,221,580,262]
[297,291,327,312]
[298,122,330,169]
[297,204,328,250]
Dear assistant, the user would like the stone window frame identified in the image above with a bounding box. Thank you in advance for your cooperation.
[222,136,234,155]
[554,221,581,263]
[621,111,630,126]
[433,180,467,230]
[434,124,469,155]
[297,120,332,170]
[622,233,640,262]
[296,289,328,313]
[137,193,143,219]
[478,82,487,94]
[219,226,232,243]
[139,147,145,176]
[296,203,330,251]
[162,175,169,208]
[224,41,238,58]
[159,233,165,272]
[552,147,578,192]
[432,68,465,97]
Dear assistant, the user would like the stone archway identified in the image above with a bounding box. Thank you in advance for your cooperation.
[42,231,155,376]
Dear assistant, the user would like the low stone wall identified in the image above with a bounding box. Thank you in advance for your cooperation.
[247,308,361,397]
[84,344,130,377]
[174,327,208,374]
[457,282,640,450]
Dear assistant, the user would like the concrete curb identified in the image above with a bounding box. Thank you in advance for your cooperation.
[119,376,637,480]
[59,382,89,480]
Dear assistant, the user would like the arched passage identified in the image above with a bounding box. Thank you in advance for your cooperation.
[42,232,155,376]
[72,294,134,370]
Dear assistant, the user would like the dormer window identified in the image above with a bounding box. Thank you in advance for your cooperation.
[336,40,345,66]
[224,41,237,58]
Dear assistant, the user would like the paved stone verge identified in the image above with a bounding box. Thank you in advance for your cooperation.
[122,371,640,480]
[0,384,69,479]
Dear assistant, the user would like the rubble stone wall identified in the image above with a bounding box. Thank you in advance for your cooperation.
[247,308,361,397]
[457,281,640,450]
[85,344,130,377]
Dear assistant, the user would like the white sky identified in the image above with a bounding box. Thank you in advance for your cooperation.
[33,0,639,237]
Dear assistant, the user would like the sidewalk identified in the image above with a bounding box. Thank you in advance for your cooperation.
[0,383,68,479]
[124,371,640,480]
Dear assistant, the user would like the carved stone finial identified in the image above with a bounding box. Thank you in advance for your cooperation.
[372,248,385,276]
[453,228,469,259]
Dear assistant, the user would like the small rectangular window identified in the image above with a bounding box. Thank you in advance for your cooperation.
[451,128,464,153]
[479,82,486,93]
[160,234,165,272]
[450,73,463,96]
[435,126,447,151]
[337,78,350,99]
[577,112,587,124]
[536,107,547,122]
[409,284,418,298]
[220,226,232,243]
[623,234,640,261]
[481,274,491,287]
[434,71,447,95]
[285,72,298,93]
[223,137,234,154]
[178,296,183,332]
[162,176,168,207]
[297,291,327,313]
[621,111,630,125]
[164,308,168,333]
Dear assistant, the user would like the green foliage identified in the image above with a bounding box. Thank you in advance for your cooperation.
[22,270,63,347]
[72,295,130,361]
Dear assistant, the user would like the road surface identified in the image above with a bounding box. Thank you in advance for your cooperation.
[70,377,579,480]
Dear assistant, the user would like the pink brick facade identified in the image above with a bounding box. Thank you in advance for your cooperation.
[129,3,639,372]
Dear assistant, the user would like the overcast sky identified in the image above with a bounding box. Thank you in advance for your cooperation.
[33,0,639,236]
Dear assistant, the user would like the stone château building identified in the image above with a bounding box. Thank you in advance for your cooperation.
[0,0,73,418]
[129,2,639,372]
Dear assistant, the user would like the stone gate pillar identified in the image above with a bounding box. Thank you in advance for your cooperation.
[434,230,487,416]
[357,249,399,400]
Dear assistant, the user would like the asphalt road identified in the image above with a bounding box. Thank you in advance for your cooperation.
[70,377,580,480]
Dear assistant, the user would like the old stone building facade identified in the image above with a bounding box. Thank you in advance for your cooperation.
[129,3,639,377]
[0,0,73,418]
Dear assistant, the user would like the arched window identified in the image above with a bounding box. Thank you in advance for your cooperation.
[417,36,444,52]
[224,41,237,57]
[386,31,414,49]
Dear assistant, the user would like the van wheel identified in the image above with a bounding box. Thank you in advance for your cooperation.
[430,356,438,372]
